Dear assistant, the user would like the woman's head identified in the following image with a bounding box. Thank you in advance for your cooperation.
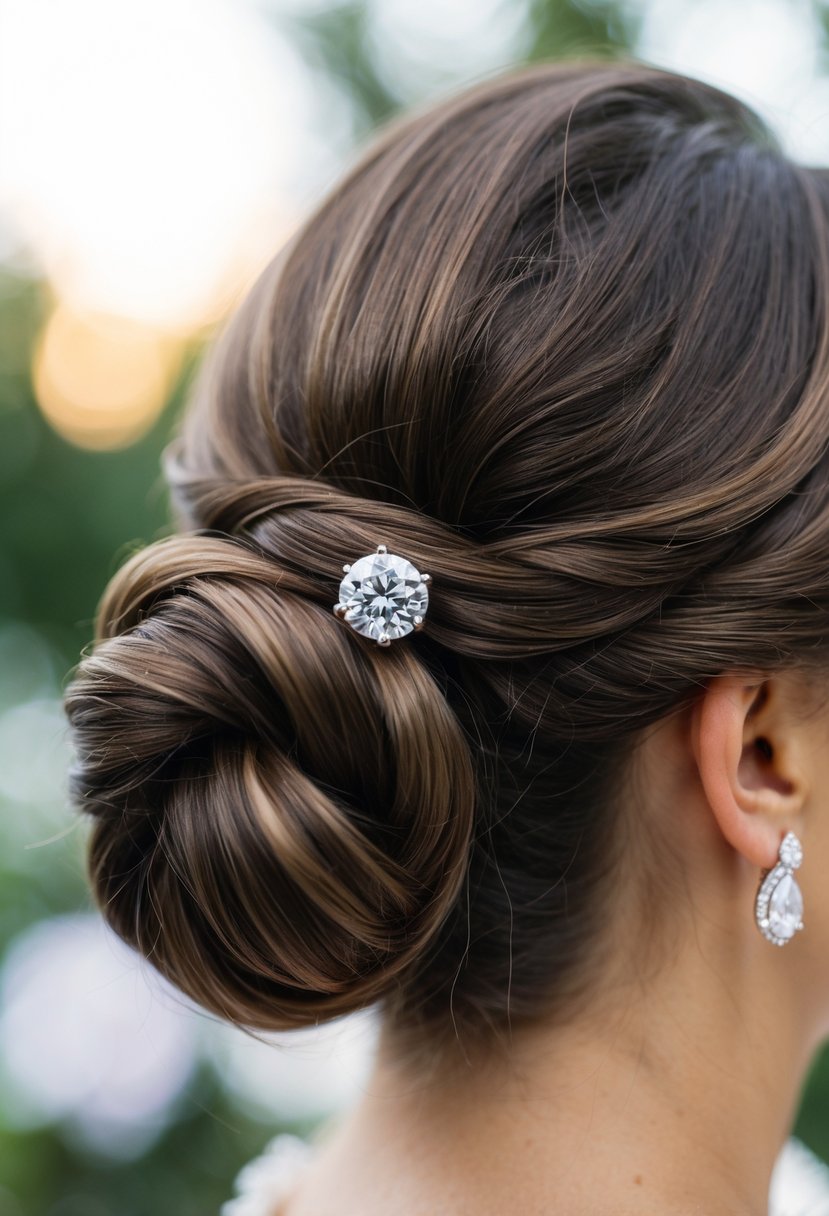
[63,59,829,1077]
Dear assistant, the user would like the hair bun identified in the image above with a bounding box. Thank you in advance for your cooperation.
[63,532,476,1029]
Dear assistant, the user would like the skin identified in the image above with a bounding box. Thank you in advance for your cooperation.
[283,668,829,1215]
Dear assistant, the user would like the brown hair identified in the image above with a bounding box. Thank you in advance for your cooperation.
[63,59,829,1076]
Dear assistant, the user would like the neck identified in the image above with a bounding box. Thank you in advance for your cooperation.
[311,918,815,1215]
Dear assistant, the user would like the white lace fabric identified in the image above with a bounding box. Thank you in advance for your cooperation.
[221,1133,314,1216]
[220,1132,829,1216]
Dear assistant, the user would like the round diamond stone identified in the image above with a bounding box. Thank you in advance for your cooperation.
[768,873,803,942]
[335,547,429,645]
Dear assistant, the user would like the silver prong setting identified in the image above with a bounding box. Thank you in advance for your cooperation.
[334,543,431,646]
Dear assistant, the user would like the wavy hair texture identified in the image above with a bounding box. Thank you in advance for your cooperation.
[63,59,829,1074]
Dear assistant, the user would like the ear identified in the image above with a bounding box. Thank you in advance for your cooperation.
[689,672,809,869]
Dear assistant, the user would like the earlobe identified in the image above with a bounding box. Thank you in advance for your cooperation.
[690,673,807,870]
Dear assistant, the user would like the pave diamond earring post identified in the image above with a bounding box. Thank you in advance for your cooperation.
[755,830,804,947]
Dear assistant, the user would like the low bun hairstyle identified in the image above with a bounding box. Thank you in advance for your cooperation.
[64,59,829,1071]
[69,525,475,1027]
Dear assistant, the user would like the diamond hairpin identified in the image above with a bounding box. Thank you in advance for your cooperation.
[333,544,431,647]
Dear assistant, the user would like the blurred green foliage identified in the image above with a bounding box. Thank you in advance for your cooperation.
[0,275,177,663]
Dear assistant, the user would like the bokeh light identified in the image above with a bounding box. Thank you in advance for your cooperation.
[0,0,310,330]
[0,914,199,1159]
[208,1007,379,1124]
[32,304,178,451]
[367,0,526,100]
[638,0,829,159]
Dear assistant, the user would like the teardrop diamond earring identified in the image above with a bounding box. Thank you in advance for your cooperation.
[755,830,804,947]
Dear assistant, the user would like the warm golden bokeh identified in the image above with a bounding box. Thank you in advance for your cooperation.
[32,304,180,450]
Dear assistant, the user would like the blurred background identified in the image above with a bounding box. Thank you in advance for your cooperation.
[2,1,829,1212]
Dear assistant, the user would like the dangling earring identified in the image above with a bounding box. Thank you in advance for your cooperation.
[755,831,804,946]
